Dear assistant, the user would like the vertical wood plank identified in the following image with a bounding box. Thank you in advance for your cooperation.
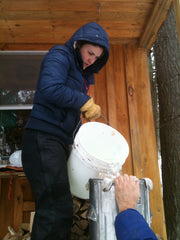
[94,68,108,124]
[13,176,23,231]
[0,179,1,197]
[0,177,14,238]
[124,45,143,177]
[133,47,167,239]
[112,44,133,175]
[105,45,118,129]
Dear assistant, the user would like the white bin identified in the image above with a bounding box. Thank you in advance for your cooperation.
[67,122,129,199]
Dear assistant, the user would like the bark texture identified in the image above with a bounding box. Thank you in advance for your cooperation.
[153,4,180,240]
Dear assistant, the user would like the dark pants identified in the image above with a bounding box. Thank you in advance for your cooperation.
[22,129,73,240]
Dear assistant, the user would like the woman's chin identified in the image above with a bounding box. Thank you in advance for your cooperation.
[83,64,89,69]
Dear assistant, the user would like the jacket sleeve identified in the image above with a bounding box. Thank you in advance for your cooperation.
[37,50,90,110]
[115,209,158,240]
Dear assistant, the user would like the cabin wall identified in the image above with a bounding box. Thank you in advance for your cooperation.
[0,43,167,239]
[91,44,166,239]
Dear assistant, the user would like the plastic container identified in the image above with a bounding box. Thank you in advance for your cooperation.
[67,122,129,199]
[9,150,22,167]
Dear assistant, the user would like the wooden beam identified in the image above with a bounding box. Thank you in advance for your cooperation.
[125,44,167,239]
[0,1,154,13]
[112,44,133,175]
[139,0,173,50]
[0,0,154,46]
[124,45,143,178]
[23,201,35,211]
[105,45,118,128]
[13,177,23,231]
[133,46,167,239]
[0,19,142,45]
[0,43,55,50]
[173,0,180,45]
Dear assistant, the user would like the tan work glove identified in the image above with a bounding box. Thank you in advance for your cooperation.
[80,98,101,120]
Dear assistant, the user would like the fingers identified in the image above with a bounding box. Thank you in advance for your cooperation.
[114,174,124,189]
[114,174,140,212]
[114,174,140,193]
[115,174,139,184]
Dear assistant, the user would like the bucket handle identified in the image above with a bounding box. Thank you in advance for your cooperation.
[73,119,82,139]
[101,114,112,127]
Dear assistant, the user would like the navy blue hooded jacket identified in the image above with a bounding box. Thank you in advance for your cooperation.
[115,209,158,240]
[25,22,109,144]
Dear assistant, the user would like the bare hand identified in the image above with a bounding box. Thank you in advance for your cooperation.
[114,174,140,212]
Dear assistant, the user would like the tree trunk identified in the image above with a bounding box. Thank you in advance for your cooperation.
[153,4,180,240]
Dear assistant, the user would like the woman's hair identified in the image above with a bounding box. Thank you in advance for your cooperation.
[75,40,107,59]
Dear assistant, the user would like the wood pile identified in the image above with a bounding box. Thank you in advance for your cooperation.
[69,196,90,240]
[2,224,30,240]
[2,196,90,240]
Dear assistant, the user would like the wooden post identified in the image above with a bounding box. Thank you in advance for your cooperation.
[124,45,143,178]
[173,0,180,44]
[131,45,167,240]
[139,0,173,49]
[105,46,118,129]
[111,44,133,175]
[13,176,24,231]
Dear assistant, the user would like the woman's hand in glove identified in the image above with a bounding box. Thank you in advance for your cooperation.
[80,98,101,120]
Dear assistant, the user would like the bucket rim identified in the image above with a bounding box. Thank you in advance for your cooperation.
[73,122,129,173]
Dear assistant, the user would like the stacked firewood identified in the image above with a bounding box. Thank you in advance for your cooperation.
[2,197,90,240]
[70,196,90,240]
[2,224,30,240]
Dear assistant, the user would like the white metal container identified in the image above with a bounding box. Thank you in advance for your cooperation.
[67,122,129,199]
[87,178,152,240]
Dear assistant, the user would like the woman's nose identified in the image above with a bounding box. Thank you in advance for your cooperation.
[88,56,96,65]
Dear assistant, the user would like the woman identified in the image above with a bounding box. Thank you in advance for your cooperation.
[22,22,109,240]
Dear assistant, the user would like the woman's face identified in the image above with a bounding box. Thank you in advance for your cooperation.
[79,44,103,69]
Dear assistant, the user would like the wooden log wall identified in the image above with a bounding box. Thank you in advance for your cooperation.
[89,44,167,240]
[0,43,167,239]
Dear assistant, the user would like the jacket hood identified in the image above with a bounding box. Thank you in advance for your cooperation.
[65,22,109,73]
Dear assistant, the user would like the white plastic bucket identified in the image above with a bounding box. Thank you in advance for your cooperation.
[67,122,129,199]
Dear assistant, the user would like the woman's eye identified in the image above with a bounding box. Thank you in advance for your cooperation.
[88,51,94,56]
